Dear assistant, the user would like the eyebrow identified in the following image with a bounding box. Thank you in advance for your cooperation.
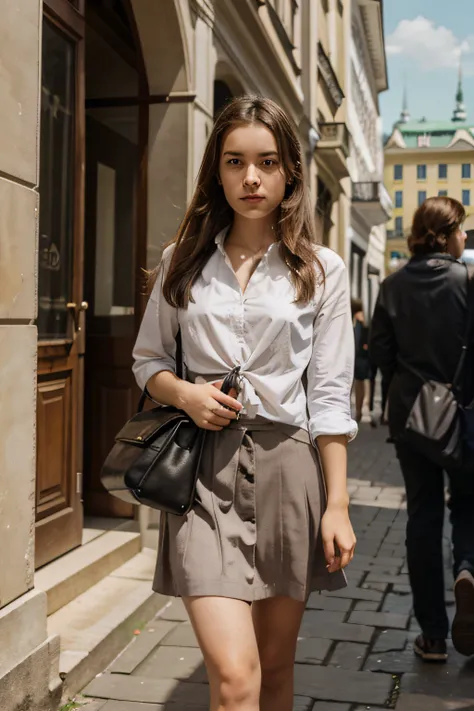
[223,151,279,158]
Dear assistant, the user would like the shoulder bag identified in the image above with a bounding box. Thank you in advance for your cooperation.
[400,263,474,471]
[100,331,240,514]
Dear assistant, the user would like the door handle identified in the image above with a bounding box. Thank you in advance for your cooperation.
[67,301,89,332]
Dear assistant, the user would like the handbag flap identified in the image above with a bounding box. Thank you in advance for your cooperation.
[406,381,458,440]
[115,407,185,446]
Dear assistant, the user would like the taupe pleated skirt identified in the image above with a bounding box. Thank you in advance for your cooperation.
[153,418,346,602]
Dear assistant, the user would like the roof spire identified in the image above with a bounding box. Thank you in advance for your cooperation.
[452,58,467,122]
[399,76,410,124]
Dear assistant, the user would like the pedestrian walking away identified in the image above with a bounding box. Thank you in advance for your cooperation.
[132,95,357,711]
[370,196,474,663]
[351,298,371,423]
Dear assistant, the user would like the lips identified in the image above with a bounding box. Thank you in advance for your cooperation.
[241,195,265,202]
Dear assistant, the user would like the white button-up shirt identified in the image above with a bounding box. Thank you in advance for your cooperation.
[133,229,357,442]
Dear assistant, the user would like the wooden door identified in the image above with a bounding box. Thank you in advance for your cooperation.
[82,115,139,517]
[36,6,86,569]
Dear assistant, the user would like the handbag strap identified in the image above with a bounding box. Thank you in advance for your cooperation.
[138,328,183,412]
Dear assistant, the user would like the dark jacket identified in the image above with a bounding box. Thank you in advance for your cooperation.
[369,253,472,438]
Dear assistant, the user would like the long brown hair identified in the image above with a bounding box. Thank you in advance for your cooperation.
[156,95,322,307]
[408,196,466,255]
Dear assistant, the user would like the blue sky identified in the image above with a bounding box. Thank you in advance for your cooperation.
[380,0,474,133]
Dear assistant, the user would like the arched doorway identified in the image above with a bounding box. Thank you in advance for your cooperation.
[214,79,234,118]
[213,64,245,119]
[35,0,150,566]
[36,0,191,565]
[82,0,148,517]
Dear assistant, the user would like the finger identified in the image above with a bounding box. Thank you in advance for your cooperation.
[339,549,352,570]
[328,557,341,573]
[323,538,335,569]
[212,390,242,411]
[209,404,238,420]
[199,420,223,431]
[211,382,238,399]
[207,414,232,427]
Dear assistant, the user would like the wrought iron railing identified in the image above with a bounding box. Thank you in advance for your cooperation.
[352,182,379,202]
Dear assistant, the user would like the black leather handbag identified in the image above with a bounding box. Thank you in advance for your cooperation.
[100,332,241,515]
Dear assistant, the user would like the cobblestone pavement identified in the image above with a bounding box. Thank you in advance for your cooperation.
[80,425,474,711]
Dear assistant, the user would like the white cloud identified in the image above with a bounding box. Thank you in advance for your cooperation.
[386,17,474,73]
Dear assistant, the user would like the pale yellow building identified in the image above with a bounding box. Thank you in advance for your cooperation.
[384,72,474,272]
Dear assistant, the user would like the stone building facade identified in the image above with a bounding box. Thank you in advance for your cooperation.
[0,1,387,709]
[346,0,390,316]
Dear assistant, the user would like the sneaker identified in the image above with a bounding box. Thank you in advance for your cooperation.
[452,570,474,657]
[413,634,448,662]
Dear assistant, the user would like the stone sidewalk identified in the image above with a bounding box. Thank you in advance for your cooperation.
[76,425,474,711]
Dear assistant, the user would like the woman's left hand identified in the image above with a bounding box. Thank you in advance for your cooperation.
[321,505,356,573]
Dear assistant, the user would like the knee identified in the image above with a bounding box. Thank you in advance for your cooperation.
[260,650,294,690]
[217,658,260,707]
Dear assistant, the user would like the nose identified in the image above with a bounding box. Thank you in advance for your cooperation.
[243,165,260,187]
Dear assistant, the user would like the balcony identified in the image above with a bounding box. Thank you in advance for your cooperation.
[352,181,393,225]
[316,123,350,179]
[266,0,300,75]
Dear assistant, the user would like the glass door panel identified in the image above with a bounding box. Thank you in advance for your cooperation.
[38,19,76,340]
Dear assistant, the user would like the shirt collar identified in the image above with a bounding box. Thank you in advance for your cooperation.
[214,227,231,256]
[214,226,280,259]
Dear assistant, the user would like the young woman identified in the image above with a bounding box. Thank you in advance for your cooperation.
[133,96,357,711]
[370,196,474,662]
[351,298,371,423]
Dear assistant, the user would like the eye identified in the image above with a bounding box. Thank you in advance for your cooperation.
[227,158,241,166]
[262,159,277,167]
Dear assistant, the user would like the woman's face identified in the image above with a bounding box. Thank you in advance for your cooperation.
[218,122,287,221]
[447,226,467,259]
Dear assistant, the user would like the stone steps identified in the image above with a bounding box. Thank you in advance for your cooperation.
[47,547,168,702]
[34,517,167,703]
[35,522,142,615]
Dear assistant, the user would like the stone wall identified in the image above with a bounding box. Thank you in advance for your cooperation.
[0,1,61,709]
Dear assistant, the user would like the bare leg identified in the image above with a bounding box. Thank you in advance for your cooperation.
[253,596,306,711]
[184,596,261,711]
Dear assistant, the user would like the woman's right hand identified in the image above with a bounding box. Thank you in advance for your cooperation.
[177,382,242,431]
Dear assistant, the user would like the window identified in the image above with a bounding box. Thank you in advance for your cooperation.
[463,190,471,206]
[394,164,403,181]
[462,164,471,179]
[38,19,76,339]
[395,216,403,235]
[418,191,427,206]
[438,164,448,179]
[417,165,427,180]
[438,190,448,197]
[395,191,403,208]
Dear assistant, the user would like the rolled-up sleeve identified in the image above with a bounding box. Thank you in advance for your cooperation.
[307,253,358,441]
[132,246,179,391]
